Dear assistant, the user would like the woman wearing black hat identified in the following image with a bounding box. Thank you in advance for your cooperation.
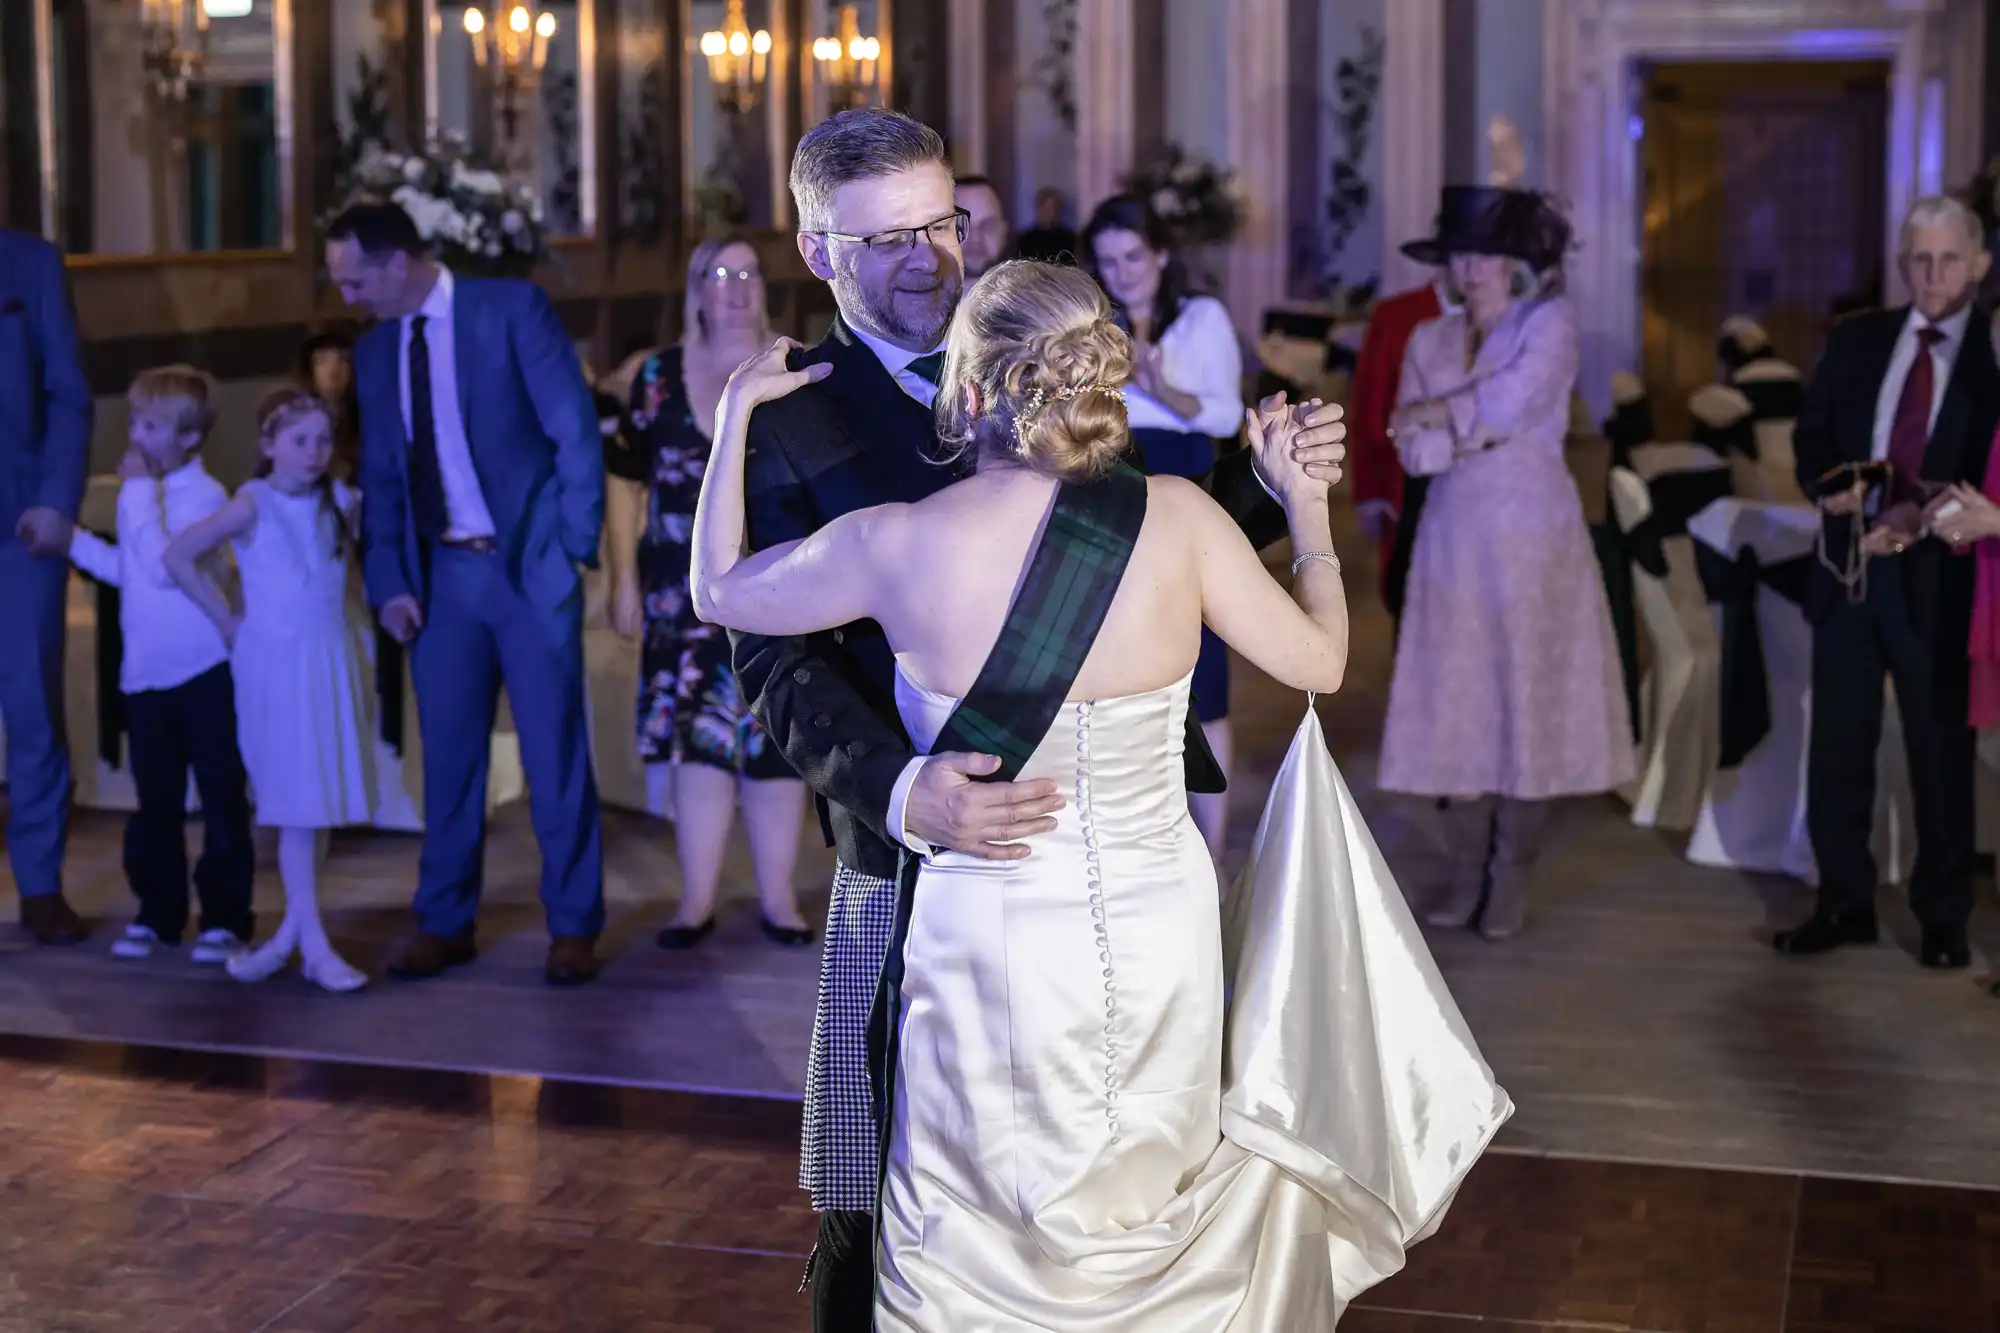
[1378,186,1634,939]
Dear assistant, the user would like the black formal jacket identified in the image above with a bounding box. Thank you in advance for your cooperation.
[730,315,1289,880]
[1792,304,2000,723]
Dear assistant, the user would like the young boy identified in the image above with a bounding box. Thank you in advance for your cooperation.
[68,365,254,962]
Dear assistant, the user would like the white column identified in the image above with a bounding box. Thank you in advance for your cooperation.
[1075,0,1135,216]
[947,0,988,173]
[1380,0,1447,294]
[1223,0,1287,340]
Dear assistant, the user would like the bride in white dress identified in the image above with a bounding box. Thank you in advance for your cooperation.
[690,261,1510,1327]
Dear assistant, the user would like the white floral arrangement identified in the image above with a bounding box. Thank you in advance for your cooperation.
[334,134,547,277]
[1120,143,1246,248]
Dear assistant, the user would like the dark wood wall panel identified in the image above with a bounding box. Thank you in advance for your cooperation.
[1132,0,1166,159]
[983,0,1017,203]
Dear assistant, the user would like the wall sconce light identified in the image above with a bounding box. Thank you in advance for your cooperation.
[700,0,772,115]
[463,4,558,76]
[812,5,880,112]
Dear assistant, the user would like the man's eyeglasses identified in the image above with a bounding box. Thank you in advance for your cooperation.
[813,209,969,260]
[703,266,762,285]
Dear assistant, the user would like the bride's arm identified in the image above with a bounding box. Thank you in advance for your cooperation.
[1180,407,1349,694]
[688,338,902,636]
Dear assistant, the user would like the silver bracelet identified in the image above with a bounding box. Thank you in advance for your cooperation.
[1291,549,1341,576]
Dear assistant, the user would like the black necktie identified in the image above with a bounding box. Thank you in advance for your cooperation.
[406,314,450,540]
[905,351,945,388]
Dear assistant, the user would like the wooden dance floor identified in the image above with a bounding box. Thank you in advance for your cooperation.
[3,525,1999,1329]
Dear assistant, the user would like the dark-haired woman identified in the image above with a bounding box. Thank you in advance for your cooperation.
[297,332,360,480]
[1084,195,1245,859]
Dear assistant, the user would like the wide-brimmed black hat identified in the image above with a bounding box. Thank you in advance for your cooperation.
[1400,185,1572,272]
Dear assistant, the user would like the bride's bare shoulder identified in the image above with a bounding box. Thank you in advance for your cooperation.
[1144,472,1225,523]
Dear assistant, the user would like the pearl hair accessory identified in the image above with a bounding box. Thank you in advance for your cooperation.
[1014,382,1127,446]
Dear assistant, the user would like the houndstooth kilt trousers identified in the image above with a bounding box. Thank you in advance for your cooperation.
[799,862,897,1212]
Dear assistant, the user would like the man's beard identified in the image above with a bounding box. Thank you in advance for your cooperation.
[835,265,962,349]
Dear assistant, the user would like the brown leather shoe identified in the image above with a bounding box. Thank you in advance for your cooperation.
[545,936,601,986]
[19,894,88,946]
[385,930,478,980]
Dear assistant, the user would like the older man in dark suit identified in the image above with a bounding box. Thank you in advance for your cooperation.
[1784,195,2000,971]
[0,227,92,945]
[733,108,1348,1332]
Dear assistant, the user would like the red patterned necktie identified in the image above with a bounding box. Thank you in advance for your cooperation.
[1885,325,1944,506]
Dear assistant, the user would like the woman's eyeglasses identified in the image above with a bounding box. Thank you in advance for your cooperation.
[704,266,763,285]
[813,209,969,261]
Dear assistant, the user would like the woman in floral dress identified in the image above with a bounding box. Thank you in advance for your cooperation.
[604,235,813,949]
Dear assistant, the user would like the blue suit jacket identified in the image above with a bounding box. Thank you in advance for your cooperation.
[0,229,93,530]
[354,273,604,623]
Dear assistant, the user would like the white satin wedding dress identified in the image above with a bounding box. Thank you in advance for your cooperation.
[879,664,1514,1330]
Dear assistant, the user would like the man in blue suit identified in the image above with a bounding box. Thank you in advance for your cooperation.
[326,202,607,985]
[0,227,92,945]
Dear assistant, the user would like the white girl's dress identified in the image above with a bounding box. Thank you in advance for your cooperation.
[231,479,376,828]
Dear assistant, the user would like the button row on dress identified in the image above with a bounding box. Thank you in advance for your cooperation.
[1075,703,1120,1143]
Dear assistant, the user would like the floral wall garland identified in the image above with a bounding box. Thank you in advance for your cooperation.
[1121,143,1244,249]
[332,134,548,279]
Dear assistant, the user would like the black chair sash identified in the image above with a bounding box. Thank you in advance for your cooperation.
[1601,466,1731,739]
[1694,541,1810,768]
[1593,521,1641,742]
[1734,374,1802,423]
[1692,412,1758,461]
[1602,398,1657,469]
[1619,467,1734,579]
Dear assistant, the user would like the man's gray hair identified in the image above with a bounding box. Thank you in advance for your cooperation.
[1900,194,1987,254]
[790,108,951,233]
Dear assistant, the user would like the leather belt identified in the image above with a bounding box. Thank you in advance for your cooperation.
[438,534,498,554]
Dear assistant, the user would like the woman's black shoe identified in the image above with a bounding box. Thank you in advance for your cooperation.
[656,918,715,950]
[760,916,817,947]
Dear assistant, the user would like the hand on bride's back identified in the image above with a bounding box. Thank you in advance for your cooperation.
[722,336,833,410]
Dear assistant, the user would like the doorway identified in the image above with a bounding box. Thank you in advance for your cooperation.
[1639,60,1889,434]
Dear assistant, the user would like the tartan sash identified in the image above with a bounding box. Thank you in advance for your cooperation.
[864,462,1149,1261]
[927,462,1150,781]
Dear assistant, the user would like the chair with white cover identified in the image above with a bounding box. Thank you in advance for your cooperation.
[1683,498,1915,884]
[1608,446,1728,830]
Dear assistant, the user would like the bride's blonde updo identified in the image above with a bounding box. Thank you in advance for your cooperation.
[935,260,1134,484]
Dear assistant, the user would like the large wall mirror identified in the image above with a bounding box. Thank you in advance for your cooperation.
[802,0,888,128]
[425,0,598,237]
[611,0,672,245]
[29,0,294,256]
[684,0,781,233]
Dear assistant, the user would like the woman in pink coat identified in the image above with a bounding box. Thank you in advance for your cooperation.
[1380,187,1634,939]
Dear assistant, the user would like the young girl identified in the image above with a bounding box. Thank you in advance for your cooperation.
[164,387,375,992]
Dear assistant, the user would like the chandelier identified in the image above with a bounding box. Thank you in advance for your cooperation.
[135,0,237,103]
[699,0,773,115]
[812,6,881,112]
[463,4,558,78]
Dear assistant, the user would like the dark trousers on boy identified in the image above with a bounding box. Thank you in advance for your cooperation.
[123,662,255,941]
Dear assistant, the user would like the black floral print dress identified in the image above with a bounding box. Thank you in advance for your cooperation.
[612,346,793,779]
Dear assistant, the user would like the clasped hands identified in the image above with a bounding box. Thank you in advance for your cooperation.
[908,391,1346,861]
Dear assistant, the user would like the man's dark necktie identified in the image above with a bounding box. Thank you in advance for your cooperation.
[1885,325,1944,507]
[905,351,945,388]
[406,314,451,540]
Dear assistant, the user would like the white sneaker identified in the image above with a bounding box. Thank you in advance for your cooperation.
[189,929,245,965]
[110,925,162,960]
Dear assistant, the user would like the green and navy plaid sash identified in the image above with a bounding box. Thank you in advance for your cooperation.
[865,462,1149,1256]
[927,461,1149,782]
